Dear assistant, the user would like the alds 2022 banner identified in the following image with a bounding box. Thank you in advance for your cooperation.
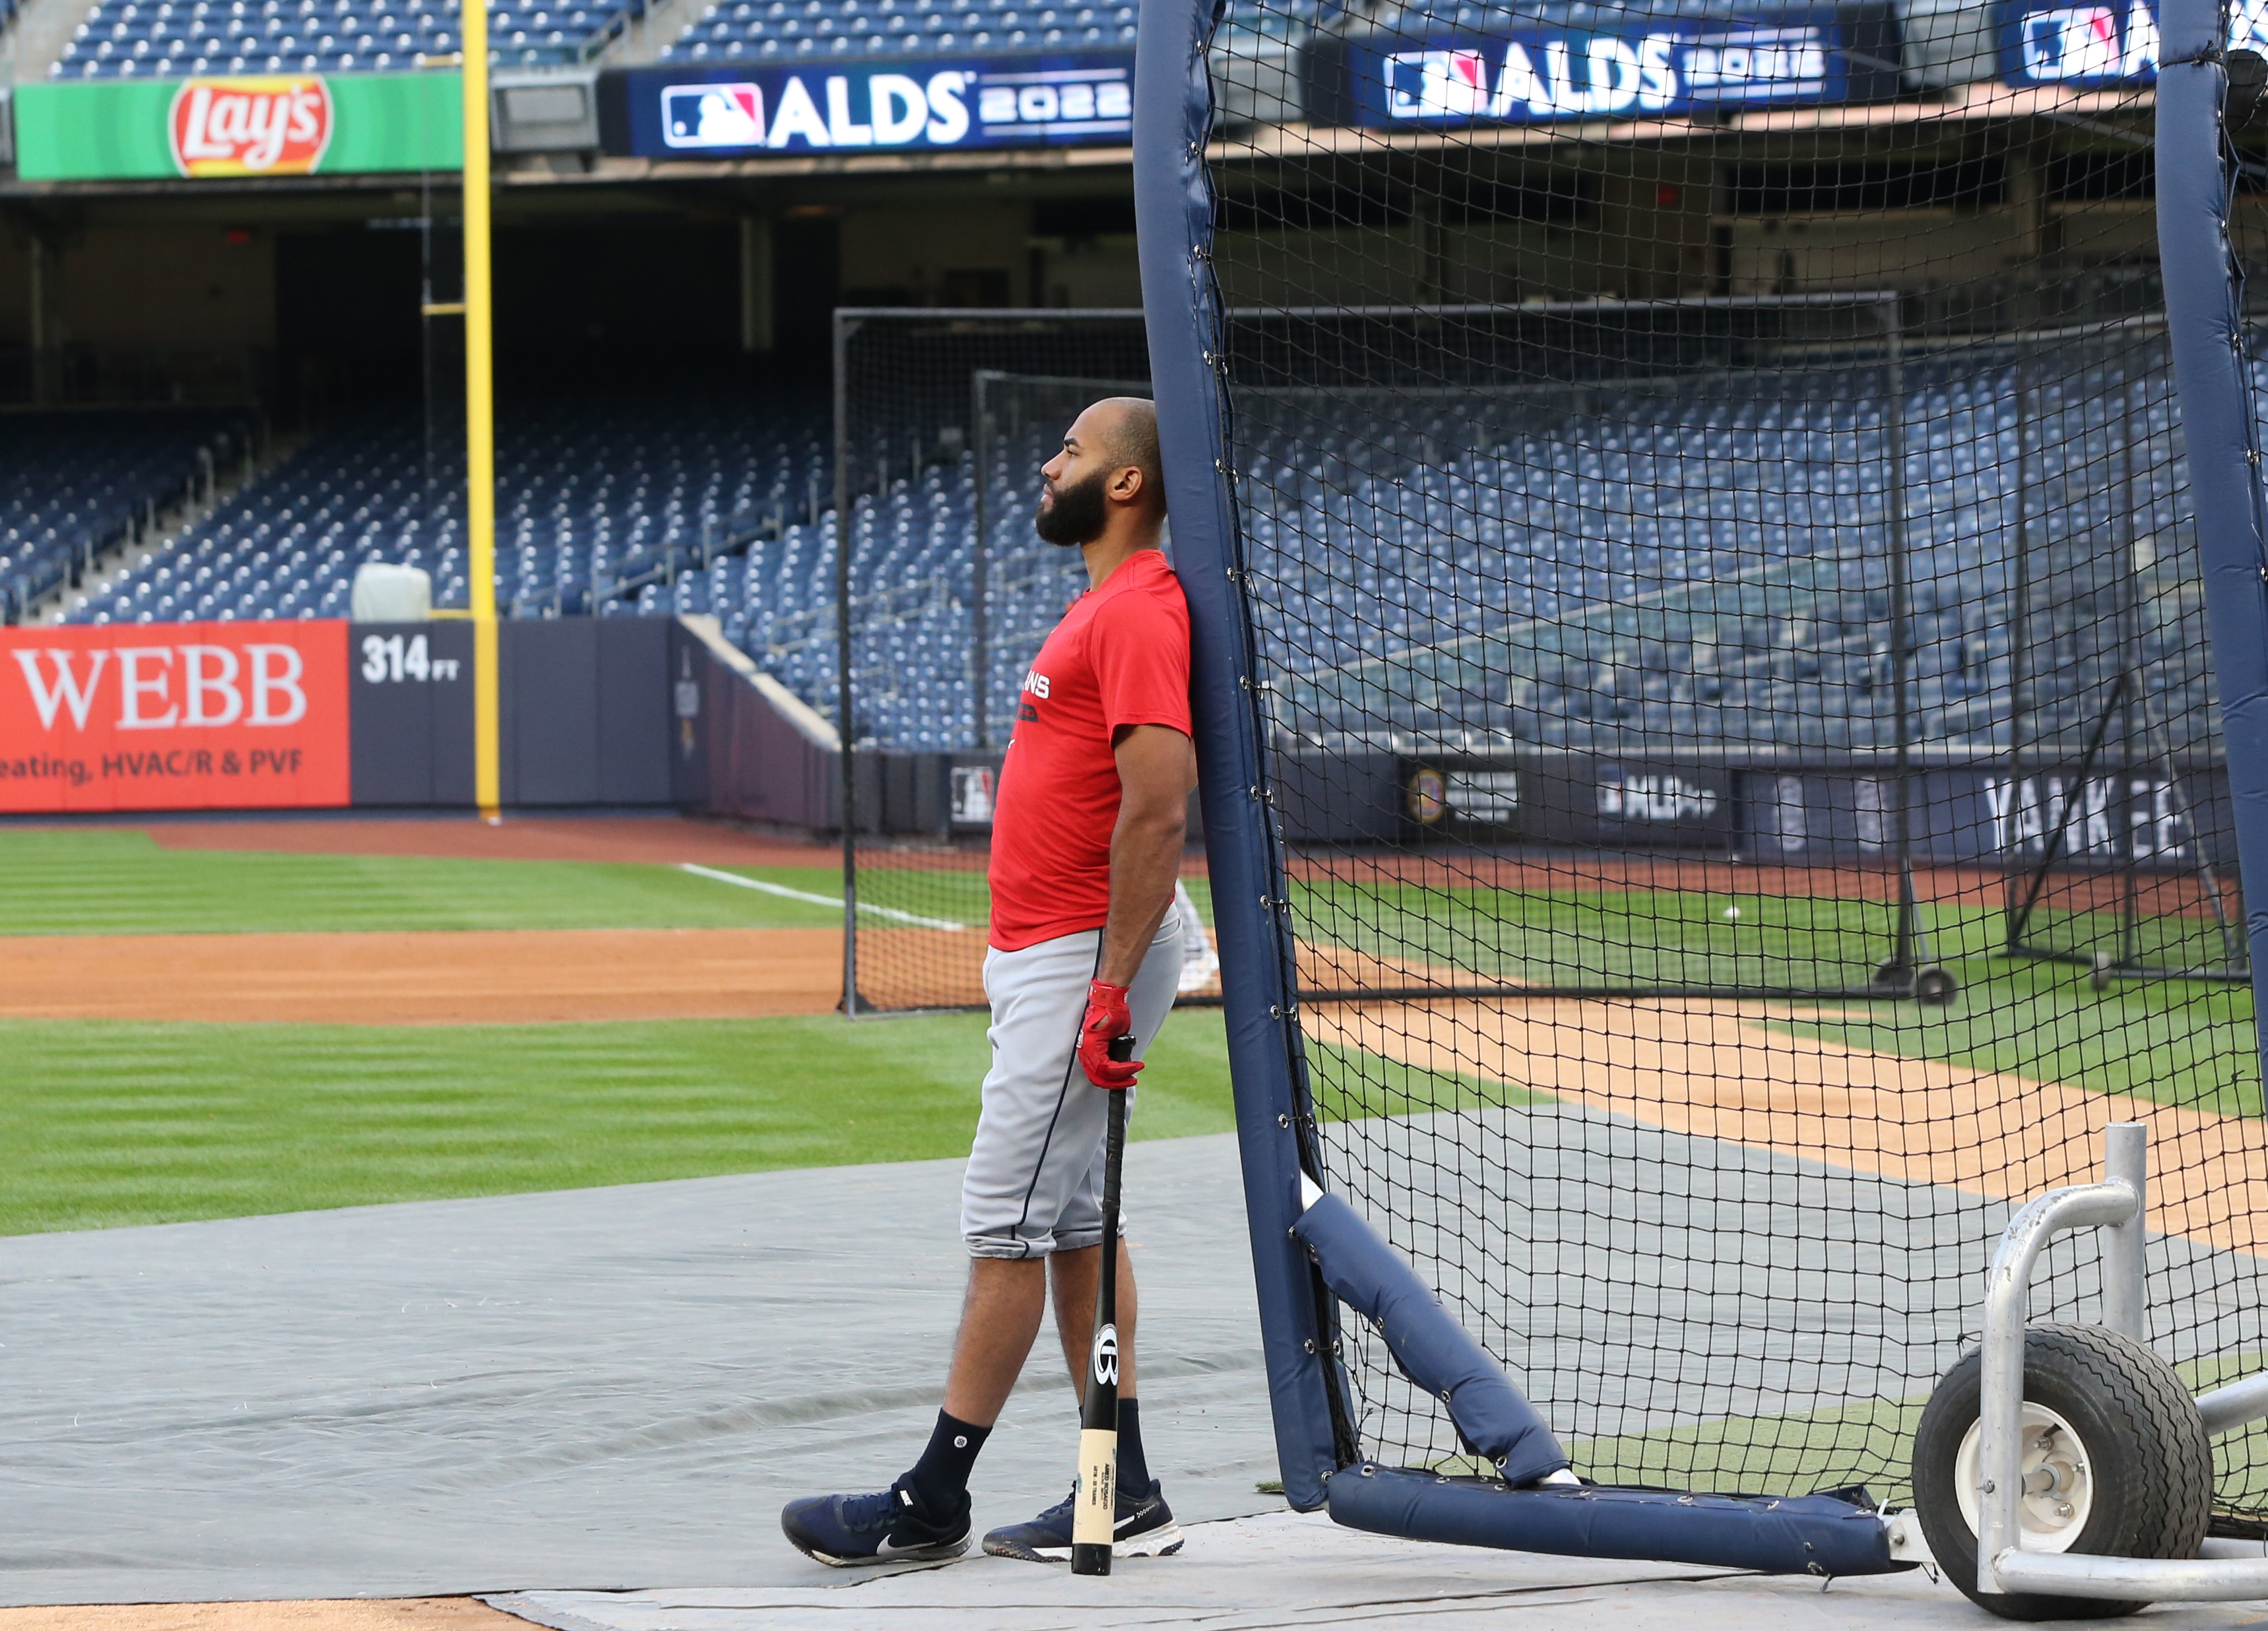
[0,622,350,812]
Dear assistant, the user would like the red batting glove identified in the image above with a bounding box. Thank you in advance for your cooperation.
[1078,980,1142,1090]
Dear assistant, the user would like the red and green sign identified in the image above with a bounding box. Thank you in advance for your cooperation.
[14,71,461,180]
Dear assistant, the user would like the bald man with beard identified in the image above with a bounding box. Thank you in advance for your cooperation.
[783,398,1196,1568]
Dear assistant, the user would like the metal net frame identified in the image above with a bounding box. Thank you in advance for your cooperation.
[1167,0,2268,1518]
[831,311,1221,1013]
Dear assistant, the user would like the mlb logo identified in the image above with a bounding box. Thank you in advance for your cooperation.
[661,82,766,148]
[2019,7,2122,79]
[1386,49,1492,119]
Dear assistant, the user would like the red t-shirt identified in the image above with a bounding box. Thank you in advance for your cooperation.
[988,549,1192,951]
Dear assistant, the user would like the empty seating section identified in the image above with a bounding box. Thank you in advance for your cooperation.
[648,450,1083,749]
[1245,346,2215,758]
[38,350,2219,765]
[2,413,236,623]
[67,400,825,627]
[53,0,635,77]
[663,0,1132,60]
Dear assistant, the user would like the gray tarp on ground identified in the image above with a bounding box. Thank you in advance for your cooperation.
[491,1510,2268,1631]
[1,1135,1280,1606]
[5,1114,2254,1608]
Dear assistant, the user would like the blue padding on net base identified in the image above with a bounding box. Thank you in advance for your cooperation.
[1292,1193,1568,1485]
[1329,1465,1908,1578]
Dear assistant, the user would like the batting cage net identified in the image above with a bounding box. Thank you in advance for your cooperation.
[830,311,1224,1012]
[1177,1,2268,1518]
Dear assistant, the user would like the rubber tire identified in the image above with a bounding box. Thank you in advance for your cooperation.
[2092,953,2114,994]
[1912,1323,2212,1620]
[1914,965,1959,1006]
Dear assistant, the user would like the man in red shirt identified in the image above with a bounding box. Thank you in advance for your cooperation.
[783,397,1197,1567]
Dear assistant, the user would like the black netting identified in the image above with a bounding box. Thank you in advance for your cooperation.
[832,312,1222,1012]
[1197,7,2268,1514]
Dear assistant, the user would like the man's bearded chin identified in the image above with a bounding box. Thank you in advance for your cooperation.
[1035,468,1110,547]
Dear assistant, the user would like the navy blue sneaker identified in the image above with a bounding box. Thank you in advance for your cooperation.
[781,1479,971,1567]
[981,1479,1183,1562]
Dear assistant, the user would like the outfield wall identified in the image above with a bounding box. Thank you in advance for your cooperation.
[1270,752,2238,868]
[0,616,690,813]
[5,611,2226,862]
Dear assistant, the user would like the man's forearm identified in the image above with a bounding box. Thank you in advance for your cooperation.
[1097,808,1184,986]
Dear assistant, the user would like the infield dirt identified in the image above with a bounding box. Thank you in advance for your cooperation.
[0,1602,525,1631]
[0,927,845,1023]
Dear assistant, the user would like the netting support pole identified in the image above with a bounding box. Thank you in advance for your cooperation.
[2159,0,2268,1094]
[835,309,862,1017]
[1878,294,1929,984]
[972,369,994,752]
[1134,0,1346,1509]
[2005,354,2035,953]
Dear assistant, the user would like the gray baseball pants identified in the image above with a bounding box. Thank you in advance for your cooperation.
[959,917,1183,1259]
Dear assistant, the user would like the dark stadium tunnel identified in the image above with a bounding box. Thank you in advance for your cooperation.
[275,214,789,422]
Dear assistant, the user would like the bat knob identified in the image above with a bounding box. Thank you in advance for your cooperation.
[1105,1033,1136,1063]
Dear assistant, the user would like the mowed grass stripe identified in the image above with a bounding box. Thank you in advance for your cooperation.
[0,828,845,934]
[1,1011,1190,1232]
[0,1006,1528,1234]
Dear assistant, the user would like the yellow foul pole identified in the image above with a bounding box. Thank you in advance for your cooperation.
[461,0,500,818]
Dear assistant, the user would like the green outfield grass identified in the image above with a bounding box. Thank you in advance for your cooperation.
[1431,1393,1925,1504]
[0,1009,1227,1234]
[1766,958,2261,1115]
[4,824,2253,1234]
[0,1007,1518,1236]
[0,827,847,934]
[1289,874,2258,1112]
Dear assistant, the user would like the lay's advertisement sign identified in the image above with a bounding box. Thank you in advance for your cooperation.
[170,76,336,176]
[0,622,350,812]
[15,71,458,181]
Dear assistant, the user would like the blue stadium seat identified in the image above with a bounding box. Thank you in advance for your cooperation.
[47,347,2222,761]
[67,396,827,641]
[52,0,628,73]
[0,414,242,624]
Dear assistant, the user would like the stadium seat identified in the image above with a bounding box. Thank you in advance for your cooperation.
[67,396,827,641]
[49,345,2220,763]
[50,0,635,74]
[0,413,241,625]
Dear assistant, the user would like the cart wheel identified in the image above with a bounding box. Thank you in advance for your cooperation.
[2091,953,2114,994]
[1912,1323,2211,1620]
[1914,964,1959,1006]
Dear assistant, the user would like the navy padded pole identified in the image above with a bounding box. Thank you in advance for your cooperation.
[1132,0,1342,1506]
[2160,0,2268,1052]
[1330,1465,1908,1578]
[1294,1193,1569,1486]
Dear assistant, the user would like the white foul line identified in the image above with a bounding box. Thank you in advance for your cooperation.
[679,862,967,932]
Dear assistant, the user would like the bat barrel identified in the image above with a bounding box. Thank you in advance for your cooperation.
[1072,1086,1129,1576]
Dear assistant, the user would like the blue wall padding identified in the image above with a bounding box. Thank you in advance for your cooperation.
[2157,0,2268,1054]
[1330,1464,1908,1576]
[1293,1193,1569,1485]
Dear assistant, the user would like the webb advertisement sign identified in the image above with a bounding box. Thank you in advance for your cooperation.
[0,623,350,812]
[599,52,1134,157]
[13,71,460,181]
